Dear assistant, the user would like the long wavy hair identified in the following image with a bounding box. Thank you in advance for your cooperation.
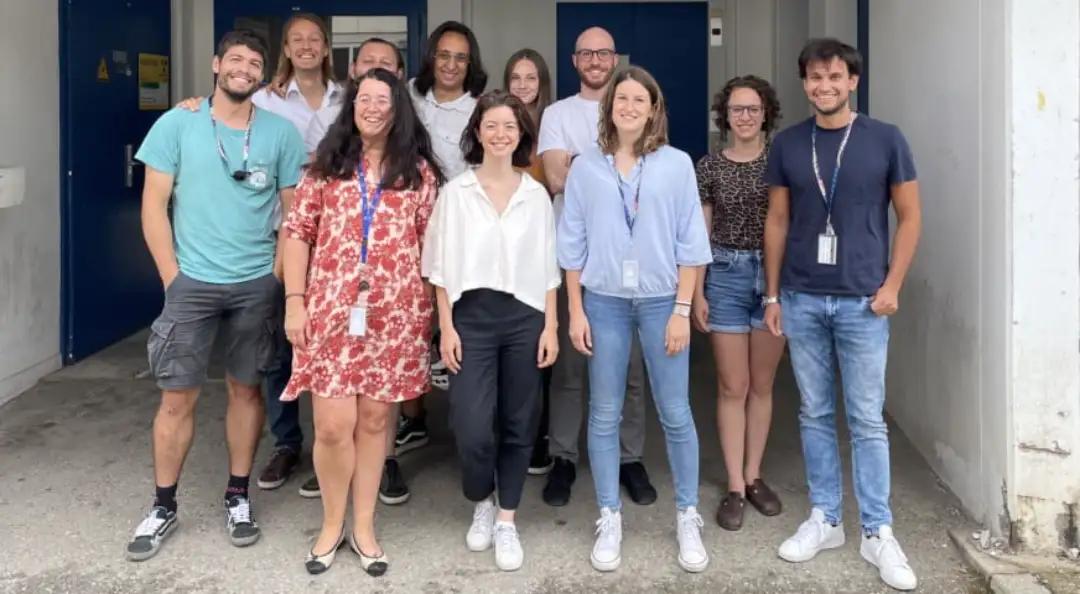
[272,13,334,86]
[308,68,445,189]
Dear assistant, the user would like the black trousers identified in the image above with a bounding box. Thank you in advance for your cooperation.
[448,289,544,510]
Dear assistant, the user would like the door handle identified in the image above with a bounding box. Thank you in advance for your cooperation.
[125,143,143,188]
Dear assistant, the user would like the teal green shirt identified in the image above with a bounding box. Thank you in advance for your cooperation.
[135,99,307,284]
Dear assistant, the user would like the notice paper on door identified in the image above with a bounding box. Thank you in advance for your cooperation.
[138,53,169,111]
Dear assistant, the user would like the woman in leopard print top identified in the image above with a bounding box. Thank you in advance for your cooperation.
[692,75,787,532]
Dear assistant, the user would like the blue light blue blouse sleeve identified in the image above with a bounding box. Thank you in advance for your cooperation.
[673,151,714,267]
[557,157,589,271]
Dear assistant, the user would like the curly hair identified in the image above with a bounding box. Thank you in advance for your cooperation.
[711,75,782,141]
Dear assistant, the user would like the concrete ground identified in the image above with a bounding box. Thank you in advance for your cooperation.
[0,331,985,593]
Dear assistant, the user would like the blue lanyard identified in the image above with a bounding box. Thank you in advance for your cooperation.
[611,157,644,234]
[811,113,856,233]
[358,159,383,264]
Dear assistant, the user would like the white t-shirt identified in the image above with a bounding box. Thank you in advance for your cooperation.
[536,94,602,223]
[537,94,601,158]
[421,169,561,313]
[408,79,477,179]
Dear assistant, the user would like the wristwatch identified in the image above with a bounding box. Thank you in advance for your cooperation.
[761,295,780,307]
[673,302,691,318]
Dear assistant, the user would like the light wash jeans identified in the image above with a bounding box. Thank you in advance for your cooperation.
[782,290,892,530]
[584,290,700,511]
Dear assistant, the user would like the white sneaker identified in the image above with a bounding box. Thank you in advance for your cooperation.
[590,508,622,572]
[861,526,918,591]
[494,522,524,571]
[778,508,845,562]
[676,507,709,572]
[465,498,496,551]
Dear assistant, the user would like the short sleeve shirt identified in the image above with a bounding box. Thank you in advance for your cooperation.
[135,100,307,283]
[764,115,917,296]
[695,145,770,251]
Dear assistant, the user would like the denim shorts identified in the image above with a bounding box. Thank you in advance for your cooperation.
[704,246,766,334]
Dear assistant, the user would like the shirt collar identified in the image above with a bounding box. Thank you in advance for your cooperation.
[423,87,474,111]
[285,78,343,103]
[461,168,545,193]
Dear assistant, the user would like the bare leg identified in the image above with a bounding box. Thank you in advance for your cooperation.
[743,329,785,482]
[351,398,392,555]
[224,377,264,477]
[153,388,201,486]
[311,395,357,554]
[712,333,751,493]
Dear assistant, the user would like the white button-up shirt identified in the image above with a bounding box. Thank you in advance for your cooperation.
[253,78,343,141]
[422,169,561,313]
[409,79,477,179]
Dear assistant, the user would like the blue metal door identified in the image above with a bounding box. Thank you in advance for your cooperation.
[214,0,427,80]
[556,2,709,161]
[60,0,171,363]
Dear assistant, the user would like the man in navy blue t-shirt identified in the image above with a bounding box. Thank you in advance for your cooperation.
[762,39,922,591]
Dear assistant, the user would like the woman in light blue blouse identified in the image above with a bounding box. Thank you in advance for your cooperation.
[557,66,713,574]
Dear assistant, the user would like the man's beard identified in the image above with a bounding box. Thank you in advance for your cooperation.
[580,68,614,91]
[813,94,850,116]
[218,76,257,103]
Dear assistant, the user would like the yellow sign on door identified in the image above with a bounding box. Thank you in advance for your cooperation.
[138,53,170,110]
[96,57,109,82]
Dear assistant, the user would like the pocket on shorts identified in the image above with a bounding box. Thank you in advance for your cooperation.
[147,318,177,379]
[256,318,279,374]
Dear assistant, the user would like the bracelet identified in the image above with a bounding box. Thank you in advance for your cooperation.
[285,292,305,300]
[675,299,692,306]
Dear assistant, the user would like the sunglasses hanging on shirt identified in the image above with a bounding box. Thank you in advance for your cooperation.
[207,96,255,182]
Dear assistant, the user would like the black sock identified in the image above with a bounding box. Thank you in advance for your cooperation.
[154,484,178,514]
[225,475,249,502]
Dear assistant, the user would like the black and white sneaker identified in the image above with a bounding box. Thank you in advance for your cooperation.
[225,496,261,547]
[126,506,177,561]
[395,413,430,455]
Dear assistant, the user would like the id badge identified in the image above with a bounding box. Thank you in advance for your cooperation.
[622,260,640,289]
[817,233,838,266]
[348,306,368,337]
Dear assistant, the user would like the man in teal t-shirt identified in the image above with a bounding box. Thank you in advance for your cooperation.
[125,30,306,562]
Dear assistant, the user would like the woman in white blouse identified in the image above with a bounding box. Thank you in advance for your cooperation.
[421,90,560,572]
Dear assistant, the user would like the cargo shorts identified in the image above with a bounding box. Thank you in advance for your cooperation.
[147,270,280,390]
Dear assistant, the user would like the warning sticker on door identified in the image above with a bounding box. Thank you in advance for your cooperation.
[96,57,109,83]
[138,53,169,110]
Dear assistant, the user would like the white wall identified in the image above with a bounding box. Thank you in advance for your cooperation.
[871,0,1010,539]
[872,0,1080,551]
[0,2,62,405]
[1006,0,1080,551]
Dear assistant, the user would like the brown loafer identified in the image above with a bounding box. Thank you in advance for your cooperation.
[746,479,782,516]
[716,491,746,531]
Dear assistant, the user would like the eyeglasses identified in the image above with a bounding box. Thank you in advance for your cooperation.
[435,50,469,65]
[728,105,763,117]
[574,48,615,62]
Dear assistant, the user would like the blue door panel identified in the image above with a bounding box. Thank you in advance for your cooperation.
[61,0,171,362]
[556,2,708,161]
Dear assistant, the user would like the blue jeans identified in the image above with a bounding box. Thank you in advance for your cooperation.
[263,291,301,453]
[782,290,892,530]
[584,291,699,511]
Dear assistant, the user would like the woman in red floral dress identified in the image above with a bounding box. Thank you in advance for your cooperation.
[280,68,444,576]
